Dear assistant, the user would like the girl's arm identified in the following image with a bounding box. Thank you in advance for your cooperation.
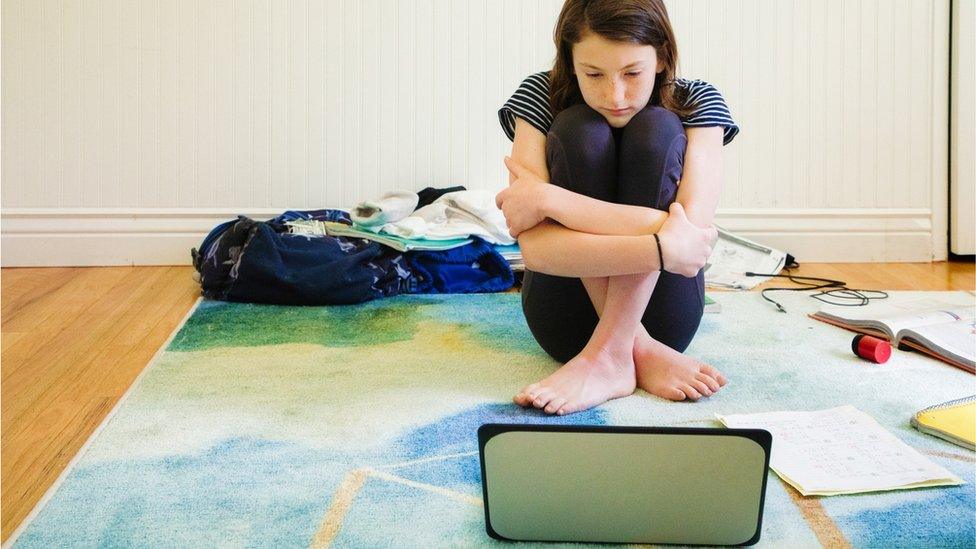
[502,119,668,236]
[502,118,714,278]
[675,126,724,227]
[506,117,663,276]
[501,120,725,236]
[535,179,668,236]
[519,204,709,278]
[519,219,661,277]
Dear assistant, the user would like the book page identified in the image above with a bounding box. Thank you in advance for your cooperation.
[816,295,975,340]
[901,318,976,366]
[717,406,964,496]
[885,307,976,341]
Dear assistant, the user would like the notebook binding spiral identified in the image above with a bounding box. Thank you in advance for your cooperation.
[917,395,976,414]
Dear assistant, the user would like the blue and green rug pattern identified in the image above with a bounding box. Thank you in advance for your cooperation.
[7,292,975,548]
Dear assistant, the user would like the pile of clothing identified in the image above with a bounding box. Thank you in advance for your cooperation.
[191,187,515,306]
[350,188,516,246]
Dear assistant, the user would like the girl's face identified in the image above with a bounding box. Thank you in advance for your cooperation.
[571,31,664,128]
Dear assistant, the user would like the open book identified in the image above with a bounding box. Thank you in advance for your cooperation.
[809,294,975,373]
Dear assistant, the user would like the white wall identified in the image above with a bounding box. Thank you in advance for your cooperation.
[950,0,975,255]
[1,0,951,265]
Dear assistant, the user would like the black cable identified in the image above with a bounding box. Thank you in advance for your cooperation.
[745,269,889,313]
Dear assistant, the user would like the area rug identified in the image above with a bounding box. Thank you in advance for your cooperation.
[6,291,975,548]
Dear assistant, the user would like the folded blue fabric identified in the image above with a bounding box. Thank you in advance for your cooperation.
[407,237,514,294]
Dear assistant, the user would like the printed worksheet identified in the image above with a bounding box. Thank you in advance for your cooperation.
[703,228,788,290]
[717,405,964,496]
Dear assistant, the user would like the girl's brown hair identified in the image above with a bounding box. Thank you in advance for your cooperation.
[549,0,691,119]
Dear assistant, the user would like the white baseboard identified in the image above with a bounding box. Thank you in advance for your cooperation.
[0,207,943,267]
[1,208,286,267]
[716,208,942,263]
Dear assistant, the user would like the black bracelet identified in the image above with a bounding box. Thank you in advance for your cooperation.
[652,233,664,272]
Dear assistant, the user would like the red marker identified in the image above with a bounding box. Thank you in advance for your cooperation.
[852,335,892,364]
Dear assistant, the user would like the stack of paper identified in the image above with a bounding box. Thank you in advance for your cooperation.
[287,220,472,252]
[717,406,964,496]
[704,227,788,290]
[493,244,524,272]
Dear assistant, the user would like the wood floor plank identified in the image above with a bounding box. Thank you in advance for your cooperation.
[0,269,200,537]
[1,262,973,543]
[1,266,200,540]
[3,269,188,437]
[756,262,975,291]
[1,268,167,425]
[3,269,195,438]
[0,267,86,330]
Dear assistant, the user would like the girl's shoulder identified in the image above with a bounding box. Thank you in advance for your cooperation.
[672,77,722,97]
[499,71,555,141]
[673,78,739,144]
[518,71,553,94]
[672,77,731,112]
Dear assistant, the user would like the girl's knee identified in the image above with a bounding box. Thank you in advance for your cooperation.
[624,105,684,138]
[615,106,687,208]
[550,103,609,135]
[546,104,617,199]
[547,104,614,156]
[622,106,686,157]
[622,108,683,155]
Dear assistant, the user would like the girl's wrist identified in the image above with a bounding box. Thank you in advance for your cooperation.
[540,184,564,222]
[640,233,662,272]
[652,233,665,272]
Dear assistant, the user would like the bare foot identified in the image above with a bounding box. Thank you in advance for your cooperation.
[513,346,637,415]
[633,333,727,401]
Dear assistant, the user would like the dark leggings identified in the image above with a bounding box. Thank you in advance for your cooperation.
[521,104,705,363]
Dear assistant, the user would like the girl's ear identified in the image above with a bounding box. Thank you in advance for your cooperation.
[656,58,665,74]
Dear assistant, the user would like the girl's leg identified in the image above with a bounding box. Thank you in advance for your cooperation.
[513,105,649,413]
[615,106,726,399]
[518,104,639,413]
[523,105,692,358]
[579,276,726,402]
[518,104,725,413]
[520,103,616,364]
[521,272,656,415]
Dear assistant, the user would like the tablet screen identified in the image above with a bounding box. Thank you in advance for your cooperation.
[479,425,771,546]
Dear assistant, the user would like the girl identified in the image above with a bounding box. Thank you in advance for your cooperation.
[495,0,737,415]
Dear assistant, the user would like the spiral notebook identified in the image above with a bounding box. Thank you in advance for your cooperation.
[911,395,976,451]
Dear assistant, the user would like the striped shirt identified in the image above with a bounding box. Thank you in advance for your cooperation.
[499,71,739,145]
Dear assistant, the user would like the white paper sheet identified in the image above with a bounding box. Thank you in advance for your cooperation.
[717,405,964,496]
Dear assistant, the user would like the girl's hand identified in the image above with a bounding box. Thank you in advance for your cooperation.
[496,156,553,237]
[656,202,717,277]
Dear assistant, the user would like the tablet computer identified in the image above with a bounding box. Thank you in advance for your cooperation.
[478,423,771,546]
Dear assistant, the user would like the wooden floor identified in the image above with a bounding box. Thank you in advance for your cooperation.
[2,261,974,542]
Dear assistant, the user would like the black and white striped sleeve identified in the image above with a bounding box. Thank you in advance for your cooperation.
[678,79,740,145]
[498,72,554,141]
